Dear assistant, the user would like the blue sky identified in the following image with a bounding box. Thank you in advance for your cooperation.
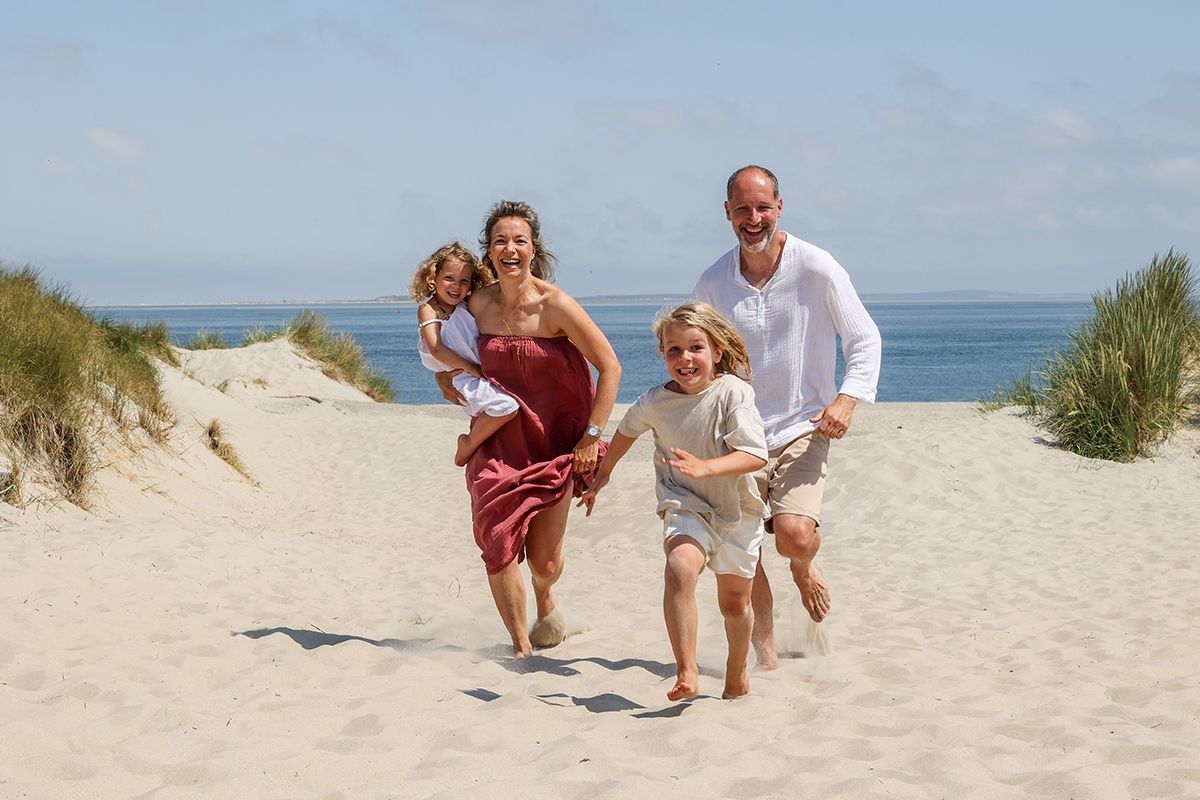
[2,1,1198,304]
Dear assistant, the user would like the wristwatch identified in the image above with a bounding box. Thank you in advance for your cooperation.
[584,424,602,438]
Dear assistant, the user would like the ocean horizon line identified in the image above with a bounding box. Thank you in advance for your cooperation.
[91,289,1092,309]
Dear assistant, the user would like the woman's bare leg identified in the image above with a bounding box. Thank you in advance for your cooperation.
[487,559,531,657]
[525,492,571,647]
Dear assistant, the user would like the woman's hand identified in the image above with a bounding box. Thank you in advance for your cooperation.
[571,437,600,475]
[435,369,466,406]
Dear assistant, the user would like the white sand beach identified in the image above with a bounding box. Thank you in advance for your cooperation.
[3,341,1199,799]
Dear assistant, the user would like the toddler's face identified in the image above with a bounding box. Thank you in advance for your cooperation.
[661,323,722,394]
[434,258,473,307]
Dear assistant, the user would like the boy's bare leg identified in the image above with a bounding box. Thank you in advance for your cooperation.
[526,492,570,648]
[455,410,518,467]
[487,560,531,658]
[663,537,706,701]
[750,559,778,670]
[716,574,754,698]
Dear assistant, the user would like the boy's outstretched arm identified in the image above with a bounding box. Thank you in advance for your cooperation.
[663,448,766,480]
[577,431,637,516]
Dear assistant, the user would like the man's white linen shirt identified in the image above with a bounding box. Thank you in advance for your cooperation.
[693,233,882,449]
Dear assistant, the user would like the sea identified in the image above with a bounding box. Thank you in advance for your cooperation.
[94,301,1093,404]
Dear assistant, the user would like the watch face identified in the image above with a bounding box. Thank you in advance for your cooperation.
[586,424,602,437]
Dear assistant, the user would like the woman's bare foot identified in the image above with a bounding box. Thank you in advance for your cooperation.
[454,434,476,467]
[529,607,567,648]
[667,670,699,701]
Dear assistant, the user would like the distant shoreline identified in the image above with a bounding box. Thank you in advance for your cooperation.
[92,290,1092,309]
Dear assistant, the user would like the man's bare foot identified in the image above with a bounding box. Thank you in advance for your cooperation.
[667,671,699,701]
[797,564,831,623]
[529,607,567,648]
[723,669,750,699]
[454,434,475,468]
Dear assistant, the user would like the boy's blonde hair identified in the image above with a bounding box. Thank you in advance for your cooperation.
[408,242,495,302]
[653,301,752,381]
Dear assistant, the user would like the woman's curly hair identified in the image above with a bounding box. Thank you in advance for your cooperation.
[478,199,558,282]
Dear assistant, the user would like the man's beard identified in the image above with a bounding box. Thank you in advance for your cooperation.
[735,220,777,254]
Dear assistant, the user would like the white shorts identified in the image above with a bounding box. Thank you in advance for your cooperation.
[662,507,763,579]
[452,372,518,418]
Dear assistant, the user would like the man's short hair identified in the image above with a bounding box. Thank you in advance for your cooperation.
[726,165,780,201]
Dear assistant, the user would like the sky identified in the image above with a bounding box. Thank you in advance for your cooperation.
[2,1,1199,305]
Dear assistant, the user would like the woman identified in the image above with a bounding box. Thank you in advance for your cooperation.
[440,200,621,658]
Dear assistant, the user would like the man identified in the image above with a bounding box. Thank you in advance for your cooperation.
[693,165,881,669]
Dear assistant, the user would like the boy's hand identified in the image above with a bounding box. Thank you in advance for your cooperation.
[664,448,713,479]
[576,473,610,516]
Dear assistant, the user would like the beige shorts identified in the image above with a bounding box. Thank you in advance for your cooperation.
[754,433,829,530]
[662,508,763,579]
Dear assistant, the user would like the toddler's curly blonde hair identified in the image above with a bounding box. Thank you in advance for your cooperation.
[408,242,494,302]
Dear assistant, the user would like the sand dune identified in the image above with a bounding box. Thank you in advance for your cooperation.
[2,342,1198,798]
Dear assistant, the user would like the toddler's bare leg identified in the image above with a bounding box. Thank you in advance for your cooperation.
[663,537,705,701]
[716,573,754,698]
[455,410,518,467]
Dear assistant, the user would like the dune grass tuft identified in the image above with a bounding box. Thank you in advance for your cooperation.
[984,249,1200,461]
[203,419,255,483]
[188,329,228,350]
[1,263,175,504]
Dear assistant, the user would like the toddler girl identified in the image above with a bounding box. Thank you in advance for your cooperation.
[579,301,768,700]
[410,243,518,466]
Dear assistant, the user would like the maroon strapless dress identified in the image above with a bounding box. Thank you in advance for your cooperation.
[466,335,607,574]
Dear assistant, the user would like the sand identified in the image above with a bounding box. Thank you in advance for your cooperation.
[3,340,1199,798]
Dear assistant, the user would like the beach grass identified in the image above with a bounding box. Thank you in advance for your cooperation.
[188,329,229,350]
[186,311,393,402]
[984,249,1200,460]
[203,419,255,483]
[0,263,174,505]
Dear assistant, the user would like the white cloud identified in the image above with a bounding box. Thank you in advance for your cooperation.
[86,126,148,162]
[1143,156,1200,187]
[41,153,77,176]
[1027,109,1096,147]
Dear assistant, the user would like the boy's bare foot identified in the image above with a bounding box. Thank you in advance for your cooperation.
[454,434,475,468]
[722,670,750,699]
[667,671,699,701]
[529,607,566,648]
[797,564,830,623]
[752,635,779,671]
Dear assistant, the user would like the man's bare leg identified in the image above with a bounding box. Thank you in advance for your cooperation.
[716,573,754,698]
[750,559,778,670]
[526,492,570,648]
[455,410,518,467]
[773,513,830,623]
[487,560,532,657]
[663,537,705,701]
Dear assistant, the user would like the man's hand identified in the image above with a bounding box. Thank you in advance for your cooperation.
[810,394,858,439]
[435,369,466,406]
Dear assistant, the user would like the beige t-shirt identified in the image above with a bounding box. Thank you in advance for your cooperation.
[617,374,768,526]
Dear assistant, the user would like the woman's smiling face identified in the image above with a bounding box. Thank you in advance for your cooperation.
[488,217,535,277]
